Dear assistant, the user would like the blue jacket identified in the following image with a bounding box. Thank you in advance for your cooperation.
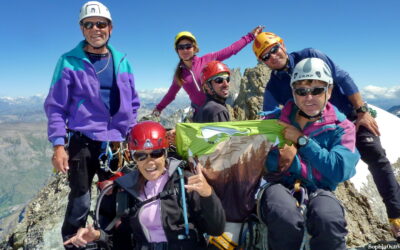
[263,48,359,116]
[264,101,359,191]
[44,41,140,144]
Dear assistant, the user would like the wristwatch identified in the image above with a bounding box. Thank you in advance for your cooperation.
[297,135,309,147]
[356,103,369,114]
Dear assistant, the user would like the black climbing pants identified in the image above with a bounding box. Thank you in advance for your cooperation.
[62,132,115,249]
[356,126,400,219]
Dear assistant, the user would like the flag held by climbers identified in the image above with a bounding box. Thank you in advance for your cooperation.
[176,119,286,222]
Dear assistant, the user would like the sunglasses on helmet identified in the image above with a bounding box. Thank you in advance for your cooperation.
[82,21,109,30]
[132,148,166,162]
[177,43,193,50]
[210,75,230,84]
[294,87,328,96]
[261,44,280,62]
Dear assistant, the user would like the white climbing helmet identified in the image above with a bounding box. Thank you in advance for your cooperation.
[290,57,333,86]
[79,1,112,23]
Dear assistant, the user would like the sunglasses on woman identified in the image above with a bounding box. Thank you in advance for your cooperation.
[261,44,280,62]
[294,87,328,96]
[82,21,109,30]
[132,148,166,162]
[177,43,193,50]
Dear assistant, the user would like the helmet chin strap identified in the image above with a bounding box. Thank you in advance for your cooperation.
[294,90,329,120]
[298,109,322,120]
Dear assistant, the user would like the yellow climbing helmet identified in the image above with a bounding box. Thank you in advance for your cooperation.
[252,32,283,59]
[174,31,197,49]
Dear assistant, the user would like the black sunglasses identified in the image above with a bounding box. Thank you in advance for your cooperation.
[177,43,193,50]
[261,44,280,62]
[82,21,109,30]
[132,148,166,162]
[211,76,230,84]
[294,87,328,96]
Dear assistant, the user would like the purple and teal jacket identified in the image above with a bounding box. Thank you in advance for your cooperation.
[156,32,255,112]
[44,41,140,145]
[265,101,359,191]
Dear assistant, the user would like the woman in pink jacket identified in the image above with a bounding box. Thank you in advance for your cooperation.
[152,26,263,118]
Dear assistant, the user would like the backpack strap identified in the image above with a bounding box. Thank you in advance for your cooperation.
[99,159,189,234]
[104,188,177,231]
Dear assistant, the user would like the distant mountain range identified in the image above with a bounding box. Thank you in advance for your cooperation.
[0,95,46,123]
[0,90,190,123]
[0,89,398,122]
[388,105,400,118]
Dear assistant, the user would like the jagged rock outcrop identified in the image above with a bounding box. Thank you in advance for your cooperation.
[1,63,399,249]
[232,63,271,120]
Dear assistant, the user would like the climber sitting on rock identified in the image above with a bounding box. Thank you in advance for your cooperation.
[258,57,360,250]
[63,121,225,249]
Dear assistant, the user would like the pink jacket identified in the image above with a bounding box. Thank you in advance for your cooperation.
[156,33,255,111]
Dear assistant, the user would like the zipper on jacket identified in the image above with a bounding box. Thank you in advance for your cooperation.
[112,54,127,117]
[189,69,201,92]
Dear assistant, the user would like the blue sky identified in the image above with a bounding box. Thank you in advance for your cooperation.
[1,0,399,97]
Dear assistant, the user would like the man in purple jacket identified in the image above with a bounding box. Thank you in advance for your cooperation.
[43,1,139,246]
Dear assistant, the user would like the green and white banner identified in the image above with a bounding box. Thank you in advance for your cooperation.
[176,119,287,222]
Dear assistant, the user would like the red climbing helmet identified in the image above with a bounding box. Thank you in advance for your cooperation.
[128,121,169,151]
[201,61,230,85]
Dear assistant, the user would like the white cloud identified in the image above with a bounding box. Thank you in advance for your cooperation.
[361,85,400,99]
[361,85,400,109]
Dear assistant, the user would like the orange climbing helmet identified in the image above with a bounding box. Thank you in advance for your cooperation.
[252,32,283,59]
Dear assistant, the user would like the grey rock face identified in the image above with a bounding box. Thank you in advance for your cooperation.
[232,63,271,121]
[1,174,69,250]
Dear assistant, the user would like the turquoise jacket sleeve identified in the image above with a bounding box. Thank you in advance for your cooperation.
[298,119,358,186]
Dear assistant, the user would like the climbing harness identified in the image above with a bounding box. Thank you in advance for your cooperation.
[291,180,308,216]
[98,141,130,173]
[255,180,310,250]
